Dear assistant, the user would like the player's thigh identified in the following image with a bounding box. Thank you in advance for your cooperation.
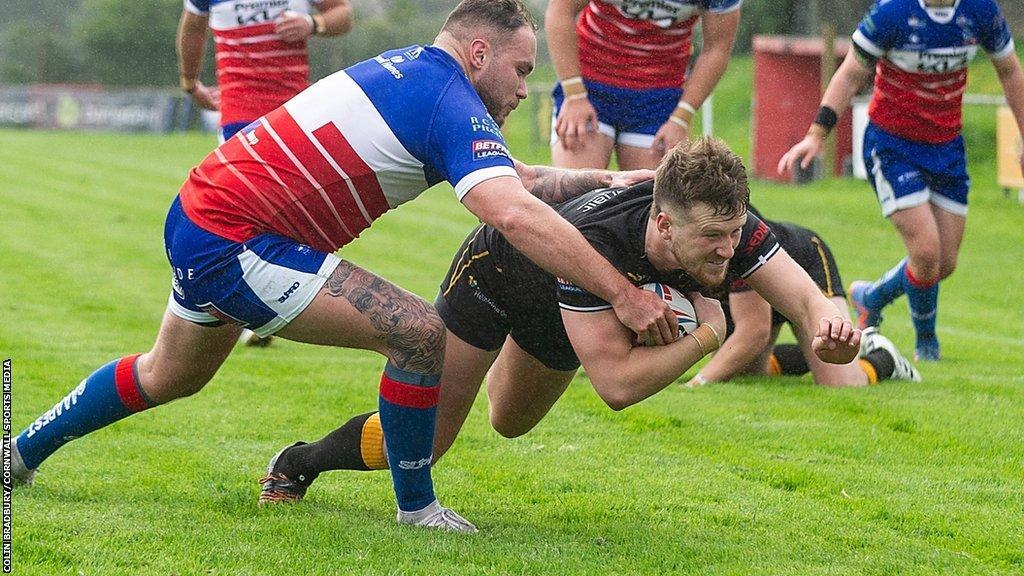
[615,142,661,170]
[433,331,501,461]
[279,260,444,371]
[138,310,242,403]
[551,130,615,169]
[486,337,577,438]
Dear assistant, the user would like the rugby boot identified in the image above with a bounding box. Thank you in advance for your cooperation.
[862,330,921,382]
[258,442,316,505]
[9,437,37,486]
[239,328,274,348]
[849,281,883,330]
[914,336,941,362]
[397,499,478,533]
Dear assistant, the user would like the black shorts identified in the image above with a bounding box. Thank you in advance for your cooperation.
[434,225,581,372]
[769,228,845,326]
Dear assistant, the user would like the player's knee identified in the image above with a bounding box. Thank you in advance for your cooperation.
[488,409,531,438]
[136,359,211,403]
[385,303,446,372]
[939,254,958,281]
[908,251,941,284]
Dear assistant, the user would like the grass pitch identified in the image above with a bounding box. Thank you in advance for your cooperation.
[2,67,1024,575]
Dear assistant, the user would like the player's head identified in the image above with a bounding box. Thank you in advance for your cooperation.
[650,137,750,286]
[438,0,537,126]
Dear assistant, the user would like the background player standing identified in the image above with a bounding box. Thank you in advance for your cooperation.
[546,0,741,170]
[779,0,1024,361]
[10,0,675,533]
[176,0,354,142]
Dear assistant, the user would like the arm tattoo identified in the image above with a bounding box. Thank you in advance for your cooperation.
[324,261,445,374]
[527,165,611,204]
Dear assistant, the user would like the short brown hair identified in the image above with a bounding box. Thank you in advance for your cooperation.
[441,0,538,38]
[651,137,749,220]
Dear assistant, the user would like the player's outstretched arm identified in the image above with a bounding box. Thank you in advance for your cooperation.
[563,293,725,410]
[696,290,773,384]
[513,160,653,204]
[993,52,1024,171]
[777,48,874,174]
[176,10,219,111]
[651,8,740,154]
[745,250,860,365]
[463,176,677,345]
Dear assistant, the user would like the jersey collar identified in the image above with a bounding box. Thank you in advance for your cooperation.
[918,0,961,24]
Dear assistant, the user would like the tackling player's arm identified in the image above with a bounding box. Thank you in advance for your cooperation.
[743,250,860,365]
[697,289,773,383]
[777,46,875,173]
[546,0,596,151]
[992,52,1024,170]
[275,0,353,42]
[176,9,219,111]
[562,293,725,410]
[513,160,653,204]
[463,177,678,345]
[652,7,741,153]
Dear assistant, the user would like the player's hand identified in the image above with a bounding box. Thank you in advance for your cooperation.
[190,81,220,111]
[811,316,860,365]
[651,119,688,158]
[275,10,314,42]
[555,96,598,152]
[607,169,655,188]
[614,286,678,346]
[777,133,824,175]
[687,292,726,346]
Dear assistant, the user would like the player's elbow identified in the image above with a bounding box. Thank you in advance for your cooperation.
[590,376,635,411]
[488,204,533,242]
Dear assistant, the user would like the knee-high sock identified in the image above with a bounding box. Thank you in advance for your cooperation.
[903,265,939,342]
[275,412,388,485]
[378,363,440,513]
[770,343,809,376]
[864,259,907,310]
[16,354,154,470]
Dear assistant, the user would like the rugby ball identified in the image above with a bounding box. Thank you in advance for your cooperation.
[641,283,699,336]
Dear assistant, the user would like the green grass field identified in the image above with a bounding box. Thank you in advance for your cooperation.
[3,55,1024,574]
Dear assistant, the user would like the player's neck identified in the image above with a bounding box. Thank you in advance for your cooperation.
[433,32,472,78]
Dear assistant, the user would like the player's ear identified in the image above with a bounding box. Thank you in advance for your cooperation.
[655,212,673,241]
[469,38,490,69]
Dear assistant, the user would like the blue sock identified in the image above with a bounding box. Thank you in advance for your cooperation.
[903,266,939,343]
[377,362,440,513]
[864,259,907,310]
[17,355,153,470]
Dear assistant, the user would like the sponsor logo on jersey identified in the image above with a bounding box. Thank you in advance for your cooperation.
[25,380,87,438]
[743,221,770,254]
[614,0,699,27]
[469,116,502,138]
[375,54,404,80]
[472,140,510,161]
[576,188,625,212]
[404,46,424,60]
[229,0,290,26]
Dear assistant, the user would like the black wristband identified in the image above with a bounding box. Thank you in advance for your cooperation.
[814,106,838,134]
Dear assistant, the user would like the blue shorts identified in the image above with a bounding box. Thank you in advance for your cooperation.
[551,80,682,148]
[163,197,340,337]
[219,121,251,143]
[862,122,970,217]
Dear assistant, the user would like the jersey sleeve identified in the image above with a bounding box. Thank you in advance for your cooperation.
[706,0,742,14]
[728,213,781,279]
[183,0,209,16]
[851,1,899,58]
[427,81,518,201]
[979,0,1015,59]
[556,231,622,312]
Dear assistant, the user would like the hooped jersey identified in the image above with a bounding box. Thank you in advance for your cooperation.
[853,0,1014,143]
[577,0,741,90]
[184,0,321,126]
[476,181,779,313]
[179,45,518,254]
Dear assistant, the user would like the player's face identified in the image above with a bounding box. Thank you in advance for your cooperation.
[664,203,746,286]
[474,26,536,126]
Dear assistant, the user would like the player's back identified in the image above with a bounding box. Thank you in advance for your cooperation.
[179,45,511,254]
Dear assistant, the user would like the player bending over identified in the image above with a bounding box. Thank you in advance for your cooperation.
[257,138,863,517]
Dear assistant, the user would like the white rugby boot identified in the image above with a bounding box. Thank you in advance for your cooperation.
[9,436,37,486]
[397,500,478,533]
[861,329,921,383]
[238,328,274,347]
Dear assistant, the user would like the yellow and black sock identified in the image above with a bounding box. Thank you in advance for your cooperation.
[275,411,388,484]
[771,343,810,376]
[859,350,894,384]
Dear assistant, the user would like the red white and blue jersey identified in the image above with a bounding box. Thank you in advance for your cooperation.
[179,45,518,254]
[184,0,321,126]
[577,0,741,90]
[853,0,1014,143]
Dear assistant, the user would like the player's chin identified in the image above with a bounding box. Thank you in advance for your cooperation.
[697,264,728,287]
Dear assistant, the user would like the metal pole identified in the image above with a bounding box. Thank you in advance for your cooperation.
[702,94,713,137]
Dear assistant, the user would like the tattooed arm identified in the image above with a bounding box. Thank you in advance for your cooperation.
[514,160,654,204]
